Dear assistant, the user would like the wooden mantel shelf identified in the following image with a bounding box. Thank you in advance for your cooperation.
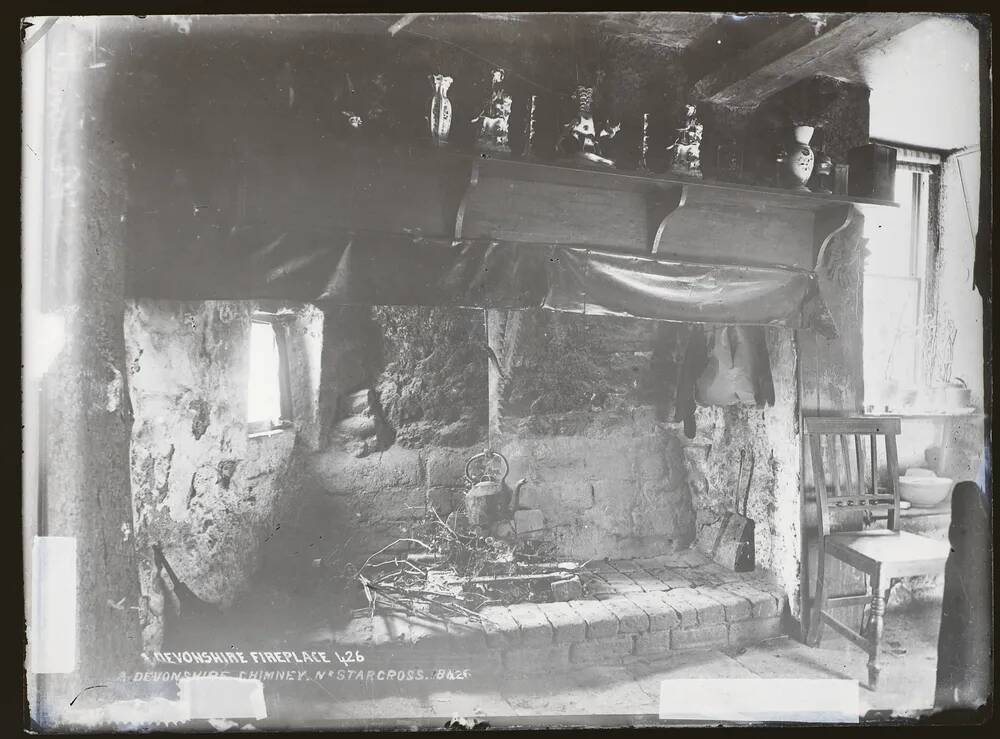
[446,146,897,271]
[132,138,898,279]
[471,153,898,210]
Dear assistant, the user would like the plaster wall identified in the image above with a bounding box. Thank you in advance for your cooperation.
[125,300,323,651]
[686,329,802,614]
[863,16,980,151]
[935,152,984,409]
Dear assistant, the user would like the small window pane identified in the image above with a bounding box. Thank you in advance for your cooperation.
[248,321,282,425]
[863,170,915,277]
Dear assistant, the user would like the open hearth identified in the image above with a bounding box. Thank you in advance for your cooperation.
[299,550,787,675]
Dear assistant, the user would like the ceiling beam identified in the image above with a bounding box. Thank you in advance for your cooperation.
[694,13,929,109]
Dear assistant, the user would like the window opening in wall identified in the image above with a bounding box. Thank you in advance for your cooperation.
[863,149,940,413]
[248,315,293,434]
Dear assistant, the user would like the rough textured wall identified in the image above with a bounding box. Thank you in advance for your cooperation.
[300,306,488,570]
[683,328,801,612]
[373,307,489,448]
[125,300,323,652]
[935,154,985,409]
[493,310,697,559]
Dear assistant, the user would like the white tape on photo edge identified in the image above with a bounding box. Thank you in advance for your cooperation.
[178,677,268,721]
[30,536,77,674]
[660,679,859,724]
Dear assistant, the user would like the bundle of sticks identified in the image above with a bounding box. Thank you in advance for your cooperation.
[352,507,577,623]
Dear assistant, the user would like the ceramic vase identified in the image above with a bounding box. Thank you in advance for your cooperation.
[777,125,816,190]
[429,74,453,146]
[557,86,597,156]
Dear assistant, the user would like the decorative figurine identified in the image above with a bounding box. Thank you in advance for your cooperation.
[473,68,513,153]
[557,86,597,155]
[776,125,816,190]
[557,86,617,167]
[429,74,453,146]
[668,103,703,177]
[521,95,538,158]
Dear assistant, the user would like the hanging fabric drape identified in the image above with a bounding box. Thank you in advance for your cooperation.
[126,226,832,333]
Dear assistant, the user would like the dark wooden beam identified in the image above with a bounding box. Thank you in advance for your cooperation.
[692,15,849,101]
[696,13,928,109]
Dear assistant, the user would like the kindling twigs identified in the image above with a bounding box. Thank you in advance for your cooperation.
[358,575,487,623]
[359,538,434,572]
[352,505,574,619]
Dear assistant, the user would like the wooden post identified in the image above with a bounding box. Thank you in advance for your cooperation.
[31,18,142,728]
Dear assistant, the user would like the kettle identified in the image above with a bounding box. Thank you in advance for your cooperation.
[464,450,509,528]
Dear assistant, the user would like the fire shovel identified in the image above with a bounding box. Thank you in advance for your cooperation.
[711,447,756,572]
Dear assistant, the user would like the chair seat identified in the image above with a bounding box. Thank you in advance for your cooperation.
[826,529,950,577]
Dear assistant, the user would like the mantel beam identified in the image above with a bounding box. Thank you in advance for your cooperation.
[696,13,928,109]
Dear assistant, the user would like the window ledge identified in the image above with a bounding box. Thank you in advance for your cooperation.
[864,409,983,420]
[249,423,294,440]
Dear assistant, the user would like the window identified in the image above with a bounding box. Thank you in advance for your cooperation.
[247,316,293,434]
[863,149,940,412]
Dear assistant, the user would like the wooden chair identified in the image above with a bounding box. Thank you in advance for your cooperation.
[803,416,950,690]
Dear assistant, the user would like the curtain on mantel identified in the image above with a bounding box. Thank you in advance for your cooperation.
[126,227,835,335]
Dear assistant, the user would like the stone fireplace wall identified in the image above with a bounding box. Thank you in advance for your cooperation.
[279,304,805,603]
[300,306,489,571]
[681,328,802,612]
[490,309,802,598]
[490,310,697,559]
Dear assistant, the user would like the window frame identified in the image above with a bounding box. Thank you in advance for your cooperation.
[862,144,943,410]
[247,313,294,436]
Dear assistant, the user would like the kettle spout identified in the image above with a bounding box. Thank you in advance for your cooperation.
[510,478,528,513]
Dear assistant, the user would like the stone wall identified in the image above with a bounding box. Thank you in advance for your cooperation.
[488,309,803,598]
[682,328,801,612]
[299,306,489,571]
[125,299,324,652]
[492,310,698,559]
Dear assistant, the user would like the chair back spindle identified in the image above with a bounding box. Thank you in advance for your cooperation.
[804,417,902,536]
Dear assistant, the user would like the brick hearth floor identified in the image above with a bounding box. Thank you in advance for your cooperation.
[324,549,787,675]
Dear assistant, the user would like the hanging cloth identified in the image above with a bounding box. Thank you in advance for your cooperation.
[696,326,757,407]
[675,325,775,439]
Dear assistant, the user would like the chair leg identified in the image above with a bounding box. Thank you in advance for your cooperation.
[806,548,829,647]
[866,570,886,690]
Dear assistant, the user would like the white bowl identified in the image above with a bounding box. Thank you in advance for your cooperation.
[898,475,953,507]
[905,467,936,477]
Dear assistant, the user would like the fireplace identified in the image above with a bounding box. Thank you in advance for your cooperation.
[125,138,872,643]
[487,309,802,595]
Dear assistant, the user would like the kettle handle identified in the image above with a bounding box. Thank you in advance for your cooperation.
[465,450,509,485]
